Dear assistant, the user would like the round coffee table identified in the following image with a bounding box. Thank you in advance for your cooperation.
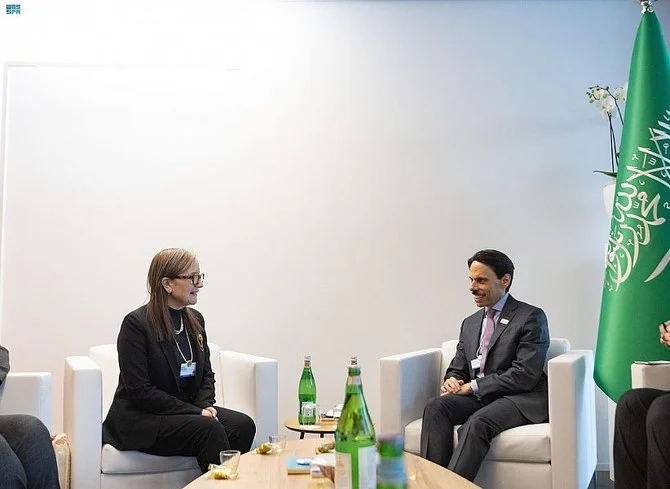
[283,418,338,439]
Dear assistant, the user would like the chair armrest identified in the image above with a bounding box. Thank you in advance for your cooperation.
[379,348,442,434]
[548,350,597,489]
[64,356,103,489]
[219,351,278,449]
[0,372,52,430]
[631,363,670,389]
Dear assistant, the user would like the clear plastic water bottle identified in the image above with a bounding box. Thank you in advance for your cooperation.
[377,434,407,489]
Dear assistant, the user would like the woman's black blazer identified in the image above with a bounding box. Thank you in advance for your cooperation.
[102,304,215,450]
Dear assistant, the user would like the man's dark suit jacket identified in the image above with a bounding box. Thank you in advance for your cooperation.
[445,295,550,423]
[102,305,216,450]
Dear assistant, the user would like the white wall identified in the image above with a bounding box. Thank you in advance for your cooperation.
[1,0,667,472]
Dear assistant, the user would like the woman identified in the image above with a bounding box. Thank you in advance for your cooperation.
[0,345,61,489]
[102,248,255,472]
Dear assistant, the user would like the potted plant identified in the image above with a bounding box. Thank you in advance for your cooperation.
[587,84,627,216]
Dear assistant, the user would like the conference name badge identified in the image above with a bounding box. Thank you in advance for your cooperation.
[180,362,196,378]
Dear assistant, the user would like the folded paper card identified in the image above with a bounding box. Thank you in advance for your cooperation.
[287,454,336,478]
[310,454,336,479]
[287,457,313,475]
[324,403,343,419]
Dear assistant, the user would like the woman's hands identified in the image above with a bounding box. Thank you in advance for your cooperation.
[201,406,218,418]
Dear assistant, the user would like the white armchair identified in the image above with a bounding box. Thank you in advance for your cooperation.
[0,371,52,429]
[631,362,670,389]
[380,338,597,489]
[64,343,278,489]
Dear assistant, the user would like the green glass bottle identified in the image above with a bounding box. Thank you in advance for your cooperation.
[297,355,317,424]
[376,434,407,489]
[335,358,376,489]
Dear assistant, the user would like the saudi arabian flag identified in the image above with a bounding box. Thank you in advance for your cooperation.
[595,6,670,402]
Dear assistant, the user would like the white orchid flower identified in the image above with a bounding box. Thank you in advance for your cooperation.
[601,95,616,115]
[613,85,627,101]
[594,88,607,100]
[587,82,626,176]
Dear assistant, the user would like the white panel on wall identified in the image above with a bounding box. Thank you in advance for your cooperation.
[2,0,665,471]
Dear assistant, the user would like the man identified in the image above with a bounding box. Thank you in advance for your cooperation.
[0,344,61,489]
[612,320,670,489]
[420,249,550,481]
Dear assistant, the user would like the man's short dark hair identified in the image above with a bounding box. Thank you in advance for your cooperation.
[467,249,515,291]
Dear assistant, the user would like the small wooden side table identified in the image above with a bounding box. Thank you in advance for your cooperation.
[283,418,338,439]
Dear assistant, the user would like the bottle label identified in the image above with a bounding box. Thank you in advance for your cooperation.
[301,402,315,418]
[300,402,318,425]
[300,402,319,425]
[335,445,376,489]
[335,451,352,489]
[357,445,376,489]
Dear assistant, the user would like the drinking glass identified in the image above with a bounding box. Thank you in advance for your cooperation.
[219,449,241,478]
[269,434,287,454]
[300,402,321,425]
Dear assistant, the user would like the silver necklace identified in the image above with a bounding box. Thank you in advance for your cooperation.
[174,314,184,335]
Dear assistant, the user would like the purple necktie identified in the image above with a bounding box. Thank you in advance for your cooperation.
[480,308,496,370]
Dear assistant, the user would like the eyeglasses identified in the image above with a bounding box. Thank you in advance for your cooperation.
[174,273,205,286]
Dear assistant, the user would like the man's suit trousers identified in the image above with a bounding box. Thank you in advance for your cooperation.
[0,414,61,489]
[420,394,531,481]
[614,388,670,489]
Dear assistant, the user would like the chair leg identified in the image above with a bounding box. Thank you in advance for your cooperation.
[590,470,614,489]
[587,473,596,489]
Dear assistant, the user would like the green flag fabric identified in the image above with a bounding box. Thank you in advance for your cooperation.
[595,9,670,402]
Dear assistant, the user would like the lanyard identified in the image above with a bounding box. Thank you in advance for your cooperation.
[175,330,194,367]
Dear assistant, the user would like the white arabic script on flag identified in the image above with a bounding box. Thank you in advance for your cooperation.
[606,109,670,291]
